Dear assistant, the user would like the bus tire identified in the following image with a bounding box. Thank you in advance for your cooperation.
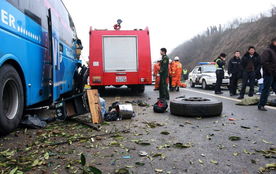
[170,97,222,117]
[0,65,24,135]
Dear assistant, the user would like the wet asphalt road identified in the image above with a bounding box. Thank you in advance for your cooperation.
[0,85,275,174]
[99,85,276,174]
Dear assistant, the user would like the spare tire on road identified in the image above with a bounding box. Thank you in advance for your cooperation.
[170,97,222,117]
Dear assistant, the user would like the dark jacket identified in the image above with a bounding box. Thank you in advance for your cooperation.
[261,45,276,77]
[241,52,261,79]
[228,56,241,75]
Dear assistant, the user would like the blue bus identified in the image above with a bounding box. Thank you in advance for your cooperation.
[0,0,84,134]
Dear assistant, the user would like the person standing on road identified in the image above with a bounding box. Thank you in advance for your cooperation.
[182,68,188,82]
[171,56,183,92]
[238,46,261,99]
[159,48,170,100]
[153,60,161,91]
[214,53,227,94]
[258,38,276,111]
[169,59,173,91]
[228,51,242,96]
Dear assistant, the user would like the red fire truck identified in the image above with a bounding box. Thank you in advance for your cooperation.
[89,25,152,93]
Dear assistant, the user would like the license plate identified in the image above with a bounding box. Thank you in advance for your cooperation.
[116,76,127,82]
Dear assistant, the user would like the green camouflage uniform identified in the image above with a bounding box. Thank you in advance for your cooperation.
[159,55,170,100]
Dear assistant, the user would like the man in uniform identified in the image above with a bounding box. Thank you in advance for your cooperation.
[171,56,183,91]
[153,60,161,90]
[159,48,170,100]
[228,51,242,96]
[214,53,227,94]
[182,68,188,82]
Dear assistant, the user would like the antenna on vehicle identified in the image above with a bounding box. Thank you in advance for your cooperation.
[114,19,123,30]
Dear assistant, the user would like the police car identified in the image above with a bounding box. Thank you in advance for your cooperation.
[188,62,230,89]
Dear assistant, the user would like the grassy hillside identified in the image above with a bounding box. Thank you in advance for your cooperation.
[169,13,276,70]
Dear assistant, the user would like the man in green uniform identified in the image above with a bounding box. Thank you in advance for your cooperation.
[159,48,170,100]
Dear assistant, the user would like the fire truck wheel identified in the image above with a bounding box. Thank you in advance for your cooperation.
[170,97,222,117]
[0,65,24,135]
[130,85,145,94]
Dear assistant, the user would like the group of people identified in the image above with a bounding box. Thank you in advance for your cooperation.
[214,37,276,111]
[153,49,188,98]
[155,37,276,111]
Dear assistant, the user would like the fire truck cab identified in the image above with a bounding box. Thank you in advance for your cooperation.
[89,27,152,93]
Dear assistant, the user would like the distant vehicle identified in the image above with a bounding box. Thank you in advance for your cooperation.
[89,26,152,93]
[0,0,85,134]
[188,62,230,89]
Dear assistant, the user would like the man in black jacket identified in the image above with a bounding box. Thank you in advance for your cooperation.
[258,38,276,111]
[238,46,261,99]
[228,51,242,96]
[214,53,226,94]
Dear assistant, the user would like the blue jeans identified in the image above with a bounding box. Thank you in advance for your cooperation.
[258,75,276,107]
[258,84,264,93]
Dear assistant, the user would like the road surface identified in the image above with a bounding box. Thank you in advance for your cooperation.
[0,85,275,174]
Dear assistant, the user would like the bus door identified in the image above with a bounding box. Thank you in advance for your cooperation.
[48,9,62,102]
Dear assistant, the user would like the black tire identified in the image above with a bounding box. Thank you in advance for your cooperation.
[130,85,145,94]
[0,65,24,135]
[190,80,195,88]
[170,97,222,117]
[202,79,209,90]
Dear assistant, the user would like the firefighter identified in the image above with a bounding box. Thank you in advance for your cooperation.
[159,48,170,100]
[153,60,161,90]
[169,59,173,91]
[228,51,242,96]
[214,53,227,94]
[171,57,183,91]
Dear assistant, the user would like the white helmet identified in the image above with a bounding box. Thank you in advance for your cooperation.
[169,59,173,63]
[174,56,180,61]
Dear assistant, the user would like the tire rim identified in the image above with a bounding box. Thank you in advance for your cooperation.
[2,79,19,120]
[183,97,210,102]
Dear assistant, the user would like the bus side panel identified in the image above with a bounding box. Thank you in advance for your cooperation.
[0,1,51,106]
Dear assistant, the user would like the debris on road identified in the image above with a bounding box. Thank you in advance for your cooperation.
[21,114,47,129]
[236,96,259,106]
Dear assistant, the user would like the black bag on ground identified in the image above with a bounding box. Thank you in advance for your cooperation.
[153,99,168,113]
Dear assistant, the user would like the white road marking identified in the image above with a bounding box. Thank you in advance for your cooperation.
[183,88,276,111]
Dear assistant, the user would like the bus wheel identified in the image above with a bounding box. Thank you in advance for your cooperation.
[0,65,24,135]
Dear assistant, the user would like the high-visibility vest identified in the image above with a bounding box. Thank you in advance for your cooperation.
[215,59,224,70]
[183,69,188,75]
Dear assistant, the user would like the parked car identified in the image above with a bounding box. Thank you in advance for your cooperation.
[188,62,230,89]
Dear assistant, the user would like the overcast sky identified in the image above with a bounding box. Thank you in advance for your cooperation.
[63,0,276,61]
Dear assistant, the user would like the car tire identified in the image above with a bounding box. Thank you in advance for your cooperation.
[202,80,208,90]
[170,97,222,117]
[0,65,24,135]
[189,80,195,88]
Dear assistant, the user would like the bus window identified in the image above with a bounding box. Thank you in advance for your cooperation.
[19,0,48,29]
[7,0,19,8]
